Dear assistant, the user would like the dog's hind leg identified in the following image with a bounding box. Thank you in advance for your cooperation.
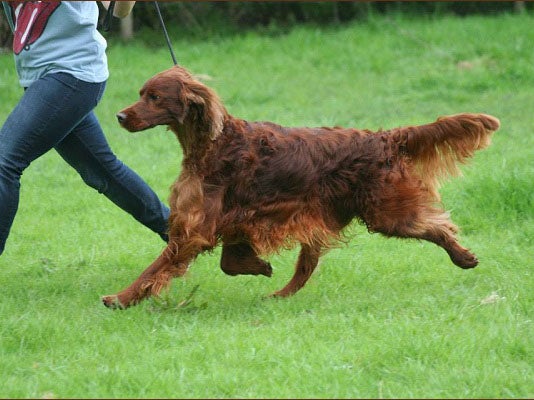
[410,210,479,268]
[270,243,321,297]
[220,242,273,277]
[370,206,478,269]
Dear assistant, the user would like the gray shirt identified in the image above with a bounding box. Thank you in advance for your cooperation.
[3,1,109,87]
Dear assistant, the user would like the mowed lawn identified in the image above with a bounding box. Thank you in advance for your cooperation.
[0,12,532,398]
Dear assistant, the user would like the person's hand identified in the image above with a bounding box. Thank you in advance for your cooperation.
[100,1,135,19]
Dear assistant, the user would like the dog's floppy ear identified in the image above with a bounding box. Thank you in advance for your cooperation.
[169,80,192,126]
[183,79,226,140]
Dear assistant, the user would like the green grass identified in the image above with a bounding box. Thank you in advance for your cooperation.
[1,12,533,398]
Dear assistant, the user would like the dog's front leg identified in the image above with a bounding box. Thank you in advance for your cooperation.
[102,225,216,309]
[101,245,185,309]
[220,242,273,277]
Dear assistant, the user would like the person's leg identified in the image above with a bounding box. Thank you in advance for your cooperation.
[0,73,106,255]
[54,111,169,241]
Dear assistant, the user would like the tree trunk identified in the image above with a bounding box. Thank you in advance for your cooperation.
[120,12,134,40]
[514,1,525,13]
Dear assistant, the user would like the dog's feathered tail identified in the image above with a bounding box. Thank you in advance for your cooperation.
[393,113,500,197]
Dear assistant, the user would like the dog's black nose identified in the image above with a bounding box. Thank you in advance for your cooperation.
[116,112,126,124]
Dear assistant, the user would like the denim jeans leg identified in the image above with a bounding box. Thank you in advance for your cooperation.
[0,73,104,254]
[54,112,170,241]
[0,72,168,255]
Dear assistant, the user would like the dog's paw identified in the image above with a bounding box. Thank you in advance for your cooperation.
[451,251,479,269]
[261,262,273,277]
[267,288,294,298]
[458,255,479,269]
[101,295,126,310]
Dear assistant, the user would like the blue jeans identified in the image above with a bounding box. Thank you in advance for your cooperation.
[0,72,169,255]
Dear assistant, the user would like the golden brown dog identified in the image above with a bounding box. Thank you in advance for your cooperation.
[102,66,499,309]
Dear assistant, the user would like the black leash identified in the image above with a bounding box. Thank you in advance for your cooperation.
[102,1,115,32]
[101,2,178,66]
[153,2,178,65]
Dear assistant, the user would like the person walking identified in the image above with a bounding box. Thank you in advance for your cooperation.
[0,1,169,255]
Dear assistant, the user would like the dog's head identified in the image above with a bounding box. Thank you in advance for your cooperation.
[117,66,226,141]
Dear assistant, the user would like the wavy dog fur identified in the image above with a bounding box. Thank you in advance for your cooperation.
[102,65,499,308]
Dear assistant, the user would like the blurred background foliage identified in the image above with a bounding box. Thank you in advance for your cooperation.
[0,1,530,49]
[130,1,526,29]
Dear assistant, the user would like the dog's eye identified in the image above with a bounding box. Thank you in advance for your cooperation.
[149,94,160,101]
